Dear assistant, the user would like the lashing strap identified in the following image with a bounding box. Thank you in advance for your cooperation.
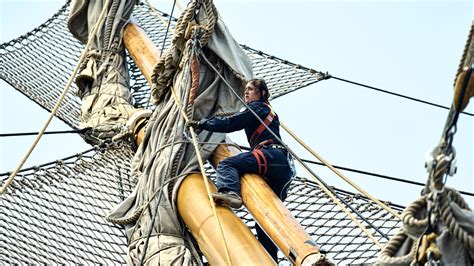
[252,149,268,176]
[250,103,276,145]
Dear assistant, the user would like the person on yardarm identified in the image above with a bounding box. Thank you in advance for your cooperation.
[188,78,295,262]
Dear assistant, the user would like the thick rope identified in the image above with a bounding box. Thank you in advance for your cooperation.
[430,153,452,191]
[199,52,386,248]
[380,187,474,263]
[0,0,111,195]
[280,123,402,220]
[377,229,417,264]
[169,86,233,266]
[440,189,474,250]
[401,195,429,237]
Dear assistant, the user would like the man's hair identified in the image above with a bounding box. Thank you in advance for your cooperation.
[247,78,270,101]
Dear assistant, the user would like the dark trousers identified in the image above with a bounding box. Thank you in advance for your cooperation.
[215,147,293,262]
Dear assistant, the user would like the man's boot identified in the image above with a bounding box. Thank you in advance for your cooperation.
[212,191,243,209]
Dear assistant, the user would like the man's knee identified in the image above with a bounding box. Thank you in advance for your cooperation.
[218,152,257,176]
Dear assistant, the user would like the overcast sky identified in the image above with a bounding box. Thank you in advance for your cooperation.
[1,0,472,207]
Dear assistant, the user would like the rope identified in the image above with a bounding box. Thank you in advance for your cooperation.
[199,52,387,247]
[169,85,233,266]
[401,195,429,236]
[149,0,217,103]
[174,0,184,12]
[143,0,177,110]
[0,128,89,137]
[378,229,417,265]
[143,0,175,31]
[330,75,474,117]
[380,48,474,264]
[381,187,474,263]
[280,123,402,220]
[439,189,474,250]
[159,0,177,55]
[0,0,111,195]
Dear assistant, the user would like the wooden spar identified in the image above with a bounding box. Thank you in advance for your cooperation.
[123,23,160,83]
[177,174,275,265]
[210,142,329,266]
[123,23,275,265]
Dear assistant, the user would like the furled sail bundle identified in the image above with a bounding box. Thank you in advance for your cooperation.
[68,0,138,142]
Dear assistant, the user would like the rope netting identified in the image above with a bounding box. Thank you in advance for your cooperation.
[1,142,402,264]
[1,1,402,264]
[0,143,135,264]
[0,2,326,129]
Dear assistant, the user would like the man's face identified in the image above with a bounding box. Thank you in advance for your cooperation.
[245,83,261,103]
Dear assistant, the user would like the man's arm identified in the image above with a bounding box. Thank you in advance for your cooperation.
[198,103,268,133]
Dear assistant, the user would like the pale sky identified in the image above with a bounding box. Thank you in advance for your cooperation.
[1,0,473,208]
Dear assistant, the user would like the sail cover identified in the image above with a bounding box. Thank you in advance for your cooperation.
[68,0,139,143]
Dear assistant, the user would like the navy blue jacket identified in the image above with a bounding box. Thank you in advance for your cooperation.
[198,100,282,150]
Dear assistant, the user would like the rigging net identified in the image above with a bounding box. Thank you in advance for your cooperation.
[1,142,402,264]
[0,2,326,129]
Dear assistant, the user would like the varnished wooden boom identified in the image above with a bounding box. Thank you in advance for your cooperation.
[123,23,160,83]
[178,174,275,265]
[211,143,329,265]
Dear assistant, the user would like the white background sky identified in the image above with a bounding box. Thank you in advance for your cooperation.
[1,0,473,208]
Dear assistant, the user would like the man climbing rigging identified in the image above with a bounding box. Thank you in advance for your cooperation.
[188,78,295,262]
